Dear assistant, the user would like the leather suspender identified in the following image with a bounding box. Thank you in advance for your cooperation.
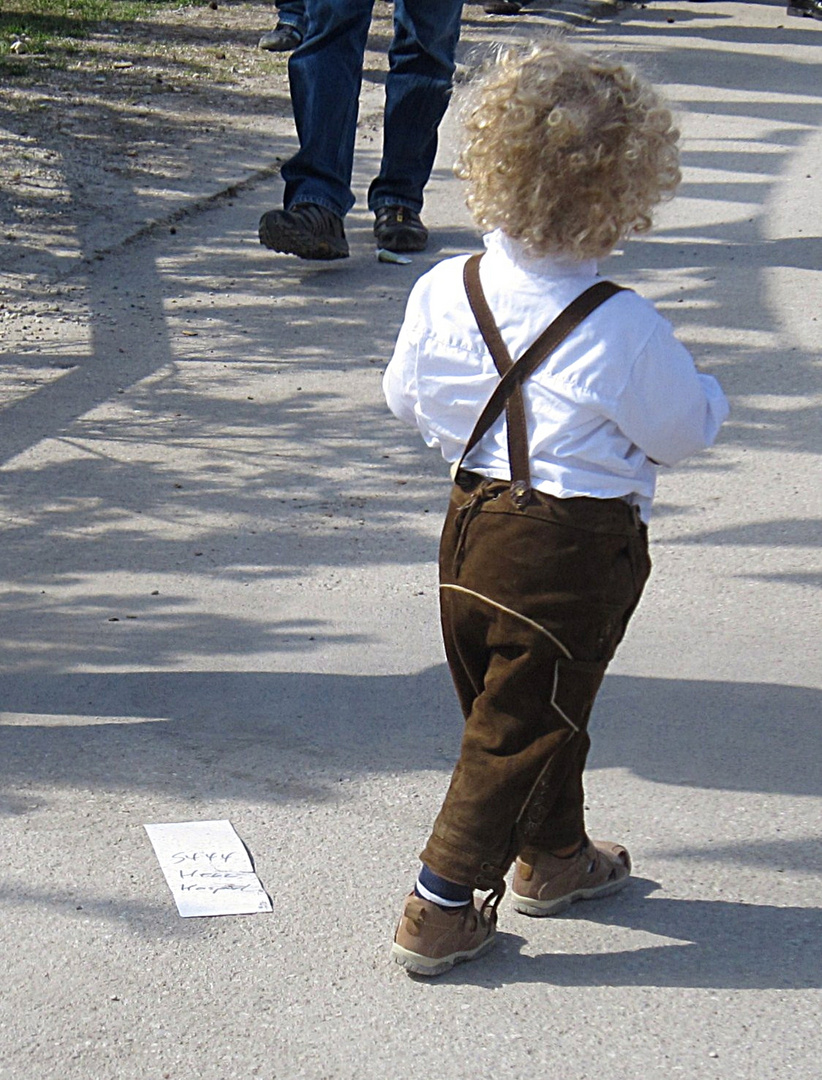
[459,253,626,508]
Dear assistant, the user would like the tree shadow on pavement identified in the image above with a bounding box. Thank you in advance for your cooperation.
[1,668,819,804]
[2,668,818,991]
[449,876,822,991]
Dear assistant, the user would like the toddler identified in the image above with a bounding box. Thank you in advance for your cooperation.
[383,39,728,977]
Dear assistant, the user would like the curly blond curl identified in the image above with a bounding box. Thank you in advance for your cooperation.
[456,39,681,259]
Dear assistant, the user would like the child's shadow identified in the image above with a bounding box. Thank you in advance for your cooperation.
[431,877,820,990]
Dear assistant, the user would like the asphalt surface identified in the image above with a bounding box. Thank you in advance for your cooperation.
[1,2,820,1078]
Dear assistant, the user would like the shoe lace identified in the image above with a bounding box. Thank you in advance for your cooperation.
[377,206,421,229]
[479,878,506,921]
[293,203,342,236]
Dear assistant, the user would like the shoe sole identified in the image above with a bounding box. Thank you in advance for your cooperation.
[259,214,349,260]
[390,932,496,977]
[511,874,629,917]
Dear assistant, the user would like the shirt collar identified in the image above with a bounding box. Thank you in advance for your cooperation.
[483,228,598,280]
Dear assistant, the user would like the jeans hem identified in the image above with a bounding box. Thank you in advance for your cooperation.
[368,195,423,214]
[284,194,346,218]
[276,17,305,36]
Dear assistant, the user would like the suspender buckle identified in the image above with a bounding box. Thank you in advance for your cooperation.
[509,480,531,509]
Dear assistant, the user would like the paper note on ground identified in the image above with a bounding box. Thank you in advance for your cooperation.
[144,819,272,917]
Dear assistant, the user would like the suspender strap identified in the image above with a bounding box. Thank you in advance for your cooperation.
[463,254,528,500]
[460,253,626,508]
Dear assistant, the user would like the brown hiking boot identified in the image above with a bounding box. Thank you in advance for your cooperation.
[512,839,631,917]
[391,893,497,977]
[258,203,349,260]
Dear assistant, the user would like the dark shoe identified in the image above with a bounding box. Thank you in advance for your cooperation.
[484,1,523,13]
[259,203,349,260]
[512,838,631,917]
[391,894,496,977]
[258,24,303,51]
[373,206,429,253]
[787,0,822,17]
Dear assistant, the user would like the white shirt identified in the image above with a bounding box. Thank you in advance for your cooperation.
[383,229,729,522]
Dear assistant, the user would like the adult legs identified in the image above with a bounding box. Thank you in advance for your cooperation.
[368,0,464,212]
[281,0,375,217]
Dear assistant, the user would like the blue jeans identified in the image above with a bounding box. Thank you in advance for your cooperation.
[275,0,307,37]
[281,0,464,218]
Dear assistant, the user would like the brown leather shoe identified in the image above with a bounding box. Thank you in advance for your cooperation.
[258,23,303,51]
[373,206,428,253]
[512,839,631,917]
[391,894,496,976]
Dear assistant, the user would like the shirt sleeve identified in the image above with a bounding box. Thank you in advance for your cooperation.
[383,288,424,427]
[611,318,729,468]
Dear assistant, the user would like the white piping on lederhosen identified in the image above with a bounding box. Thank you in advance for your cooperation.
[440,583,580,733]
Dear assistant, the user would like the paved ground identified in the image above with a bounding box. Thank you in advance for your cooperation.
[1,3,820,1079]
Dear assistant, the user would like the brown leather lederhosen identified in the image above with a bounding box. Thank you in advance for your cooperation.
[419,255,652,896]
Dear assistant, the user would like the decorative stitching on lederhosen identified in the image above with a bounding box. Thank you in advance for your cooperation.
[440,582,574,660]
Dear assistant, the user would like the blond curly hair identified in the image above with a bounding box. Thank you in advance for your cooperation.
[456,39,681,259]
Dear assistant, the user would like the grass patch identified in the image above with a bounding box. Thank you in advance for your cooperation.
[0,0,208,71]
